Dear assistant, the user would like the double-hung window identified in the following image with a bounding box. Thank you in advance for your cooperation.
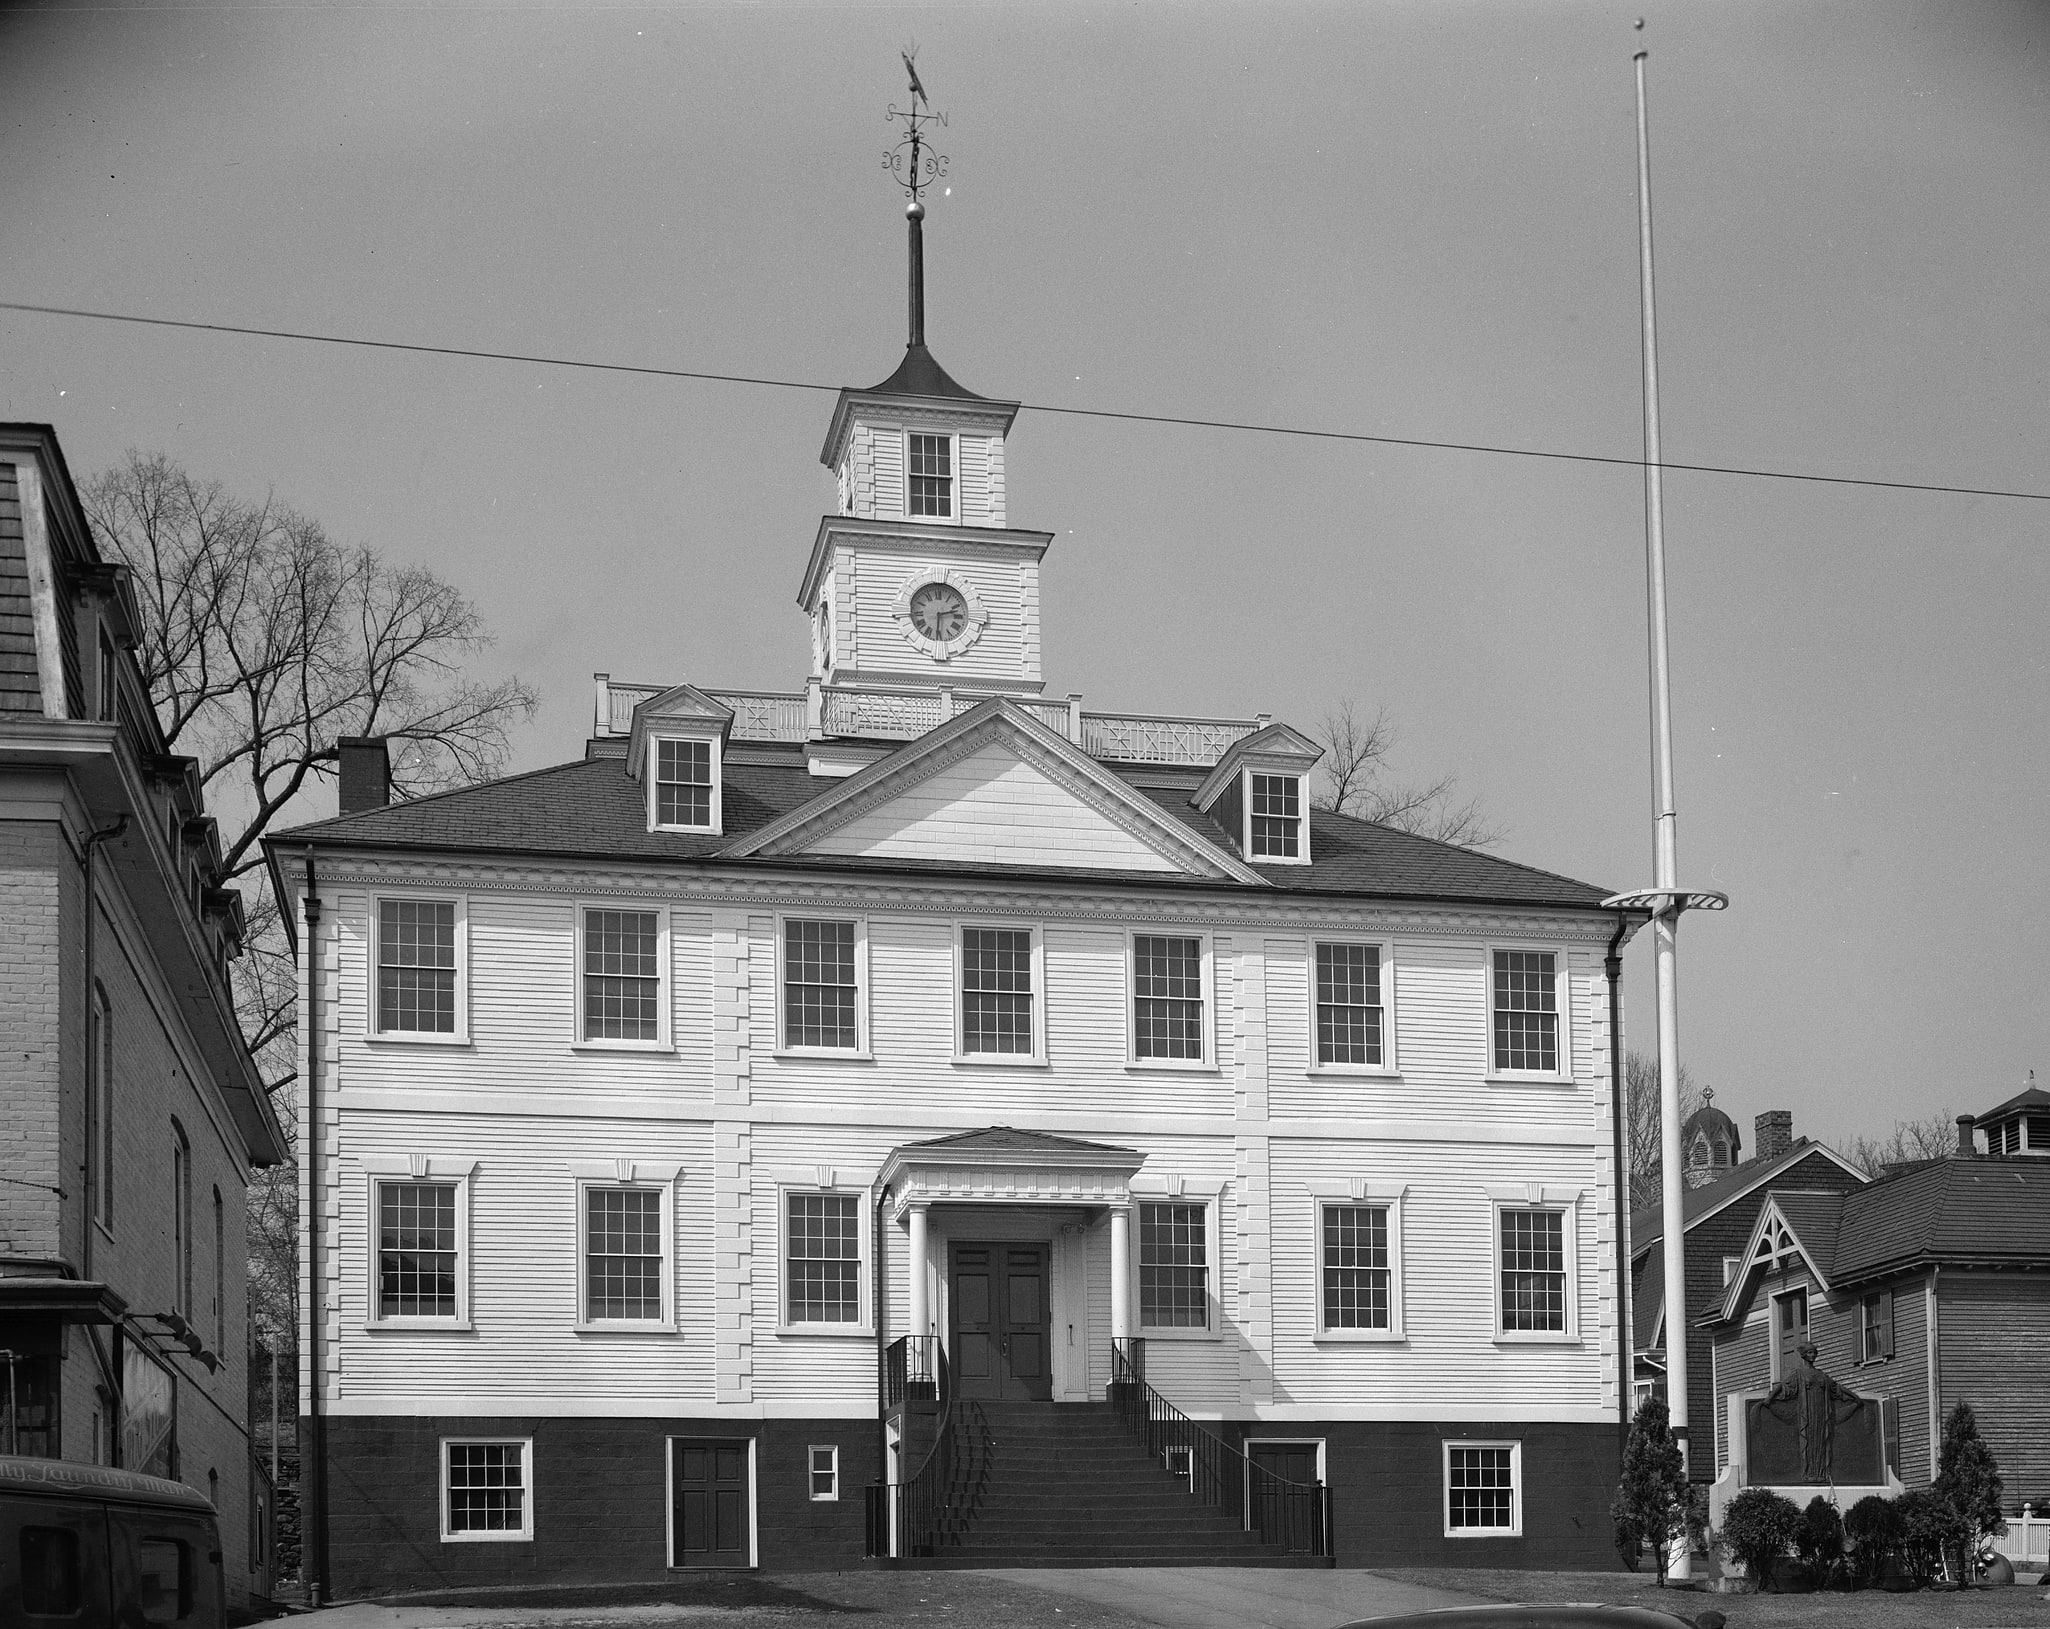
[581,1185,670,1327]
[1498,1207,1568,1336]
[1138,1201,1209,1330]
[1444,1441,1521,1536]
[907,432,953,518]
[653,739,715,831]
[1132,934,1207,1064]
[1490,949,1563,1077]
[1322,1205,1391,1332]
[375,897,465,1039]
[1248,772,1302,859]
[959,926,1040,1060]
[808,1446,839,1501]
[376,1179,465,1323]
[785,1192,863,1328]
[442,1439,532,1541]
[579,907,665,1045]
[1313,941,1387,1068]
[781,918,865,1053]
[1858,1290,1894,1364]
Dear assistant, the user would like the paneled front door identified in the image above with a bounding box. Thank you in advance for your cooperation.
[950,1244,1052,1401]
[672,1439,751,1567]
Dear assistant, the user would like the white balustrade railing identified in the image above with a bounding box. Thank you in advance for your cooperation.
[707,691,807,743]
[821,687,944,739]
[1080,711,1260,766]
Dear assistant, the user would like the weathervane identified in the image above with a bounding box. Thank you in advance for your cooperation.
[884,46,948,201]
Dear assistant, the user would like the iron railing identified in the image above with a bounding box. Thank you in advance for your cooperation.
[1110,1338,1332,1557]
[882,1334,943,1411]
[864,1344,997,1561]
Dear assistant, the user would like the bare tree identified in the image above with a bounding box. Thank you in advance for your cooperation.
[1312,700,1504,849]
[1625,1049,1709,1214]
[1835,1111,1960,1178]
[83,451,538,1369]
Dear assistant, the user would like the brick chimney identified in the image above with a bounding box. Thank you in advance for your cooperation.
[1754,1110,1793,1163]
[338,736,391,814]
[1956,1114,1977,1158]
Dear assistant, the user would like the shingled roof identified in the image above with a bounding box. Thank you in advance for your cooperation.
[277,743,1616,910]
[1629,1136,1867,1257]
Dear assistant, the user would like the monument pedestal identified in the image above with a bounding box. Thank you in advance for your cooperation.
[1709,1390,1904,1529]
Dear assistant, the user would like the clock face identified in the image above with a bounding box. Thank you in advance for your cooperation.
[910,582,969,642]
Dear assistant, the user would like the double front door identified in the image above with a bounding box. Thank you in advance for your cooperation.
[950,1243,1051,1401]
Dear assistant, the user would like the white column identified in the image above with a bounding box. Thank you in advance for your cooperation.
[907,1203,931,1340]
[1109,1205,1132,1343]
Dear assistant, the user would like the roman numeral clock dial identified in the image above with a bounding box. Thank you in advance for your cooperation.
[910,582,968,641]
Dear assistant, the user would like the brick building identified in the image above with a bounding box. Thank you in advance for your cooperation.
[0,424,289,1611]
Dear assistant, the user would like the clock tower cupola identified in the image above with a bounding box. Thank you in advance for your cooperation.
[800,59,1052,699]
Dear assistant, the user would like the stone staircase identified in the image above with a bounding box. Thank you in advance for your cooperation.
[911,1399,1319,1568]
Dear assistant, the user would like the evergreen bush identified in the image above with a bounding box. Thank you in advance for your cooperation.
[1895,1485,1967,1586]
[1610,1396,1690,1583]
[1719,1487,1803,1586]
[1843,1493,1904,1588]
[1935,1400,2006,1581]
[1796,1495,1845,1582]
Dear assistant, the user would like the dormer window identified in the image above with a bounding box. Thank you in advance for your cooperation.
[1249,773,1301,859]
[908,433,952,518]
[655,740,714,829]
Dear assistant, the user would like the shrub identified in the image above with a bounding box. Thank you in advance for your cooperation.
[1843,1494,1904,1587]
[1796,1495,1845,1579]
[1896,1485,1968,1586]
[1611,1397,1690,1583]
[1935,1401,2006,1579]
[1720,1487,1803,1584]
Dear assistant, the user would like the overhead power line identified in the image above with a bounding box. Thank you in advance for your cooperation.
[4,298,2045,505]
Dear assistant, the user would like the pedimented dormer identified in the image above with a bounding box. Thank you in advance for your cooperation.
[1192,721,1324,866]
[626,683,734,835]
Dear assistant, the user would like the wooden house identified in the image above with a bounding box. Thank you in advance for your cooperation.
[270,237,1649,1596]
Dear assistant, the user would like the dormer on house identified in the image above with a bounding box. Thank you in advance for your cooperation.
[1191,721,1322,866]
[626,683,735,835]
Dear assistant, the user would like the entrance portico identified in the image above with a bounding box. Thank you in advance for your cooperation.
[879,1128,1145,1404]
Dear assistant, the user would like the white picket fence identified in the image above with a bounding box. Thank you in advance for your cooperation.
[2005,1505,2050,1567]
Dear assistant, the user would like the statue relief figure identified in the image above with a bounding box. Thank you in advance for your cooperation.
[1763,1342,1869,1482]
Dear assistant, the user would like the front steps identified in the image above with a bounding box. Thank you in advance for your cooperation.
[903,1399,1323,1569]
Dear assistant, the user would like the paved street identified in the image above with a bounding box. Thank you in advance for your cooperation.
[295,1565,1486,1629]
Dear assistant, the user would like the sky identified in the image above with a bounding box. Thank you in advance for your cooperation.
[3,0,2045,1153]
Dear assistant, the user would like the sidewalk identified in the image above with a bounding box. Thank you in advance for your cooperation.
[987,1565,1489,1628]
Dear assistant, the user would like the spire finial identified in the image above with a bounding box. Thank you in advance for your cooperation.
[1700,1085,1714,1107]
[884,47,948,350]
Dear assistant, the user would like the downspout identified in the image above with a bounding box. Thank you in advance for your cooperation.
[301,847,325,1608]
[78,814,129,1285]
[874,1183,889,1504]
[1606,913,1632,1455]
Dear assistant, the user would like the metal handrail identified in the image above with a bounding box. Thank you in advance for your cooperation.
[1110,1338,1331,1557]
[883,1334,943,1410]
[865,1344,998,1560]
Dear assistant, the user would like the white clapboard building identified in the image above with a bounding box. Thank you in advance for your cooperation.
[272,221,1639,1597]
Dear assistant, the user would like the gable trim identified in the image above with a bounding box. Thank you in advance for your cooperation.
[1630,1141,1868,1262]
[1702,1193,1836,1329]
[721,699,1268,884]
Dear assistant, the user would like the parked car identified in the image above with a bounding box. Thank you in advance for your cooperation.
[1,1454,224,1627]
[1340,1609,1725,1629]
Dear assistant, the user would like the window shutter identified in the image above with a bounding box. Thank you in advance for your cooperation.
[1879,1289,1894,1359]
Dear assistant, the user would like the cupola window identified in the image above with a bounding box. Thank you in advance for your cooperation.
[1249,772,1301,859]
[655,739,714,829]
[908,432,952,518]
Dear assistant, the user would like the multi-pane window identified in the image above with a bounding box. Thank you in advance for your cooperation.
[1859,1290,1893,1364]
[1499,1209,1566,1333]
[1139,1202,1208,1329]
[961,927,1034,1055]
[1249,772,1301,859]
[1133,935,1204,1062]
[787,1194,861,1325]
[908,432,952,517]
[808,1445,839,1501]
[583,909,660,1042]
[585,1188,663,1321]
[1491,950,1558,1073]
[784,919,858,1050]
[379,1181,459,1318]
[1322,1205,1390,1331]
[1315,943,1383,1066]
[444,1441,530,1539]
[378,899,457,1034]
[1446,1444,1518,1533]
[655,739,713,829]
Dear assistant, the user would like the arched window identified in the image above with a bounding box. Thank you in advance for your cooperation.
[172,1121,193,1319]
[88,983,114,1228]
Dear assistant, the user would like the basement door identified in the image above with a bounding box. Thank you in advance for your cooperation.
[671,1440,752,1567]
[950,1243,1052,1401]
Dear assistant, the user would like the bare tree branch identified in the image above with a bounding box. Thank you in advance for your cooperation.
[1310,699,1505,849]
[1834,1111,1960,1178]
[1624,1049,1709,1215]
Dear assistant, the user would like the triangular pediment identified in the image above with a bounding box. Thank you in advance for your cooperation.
[722,700,1265,883]
[625,683,733,775]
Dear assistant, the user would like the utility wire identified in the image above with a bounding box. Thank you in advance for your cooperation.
[6,298,2046,505]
